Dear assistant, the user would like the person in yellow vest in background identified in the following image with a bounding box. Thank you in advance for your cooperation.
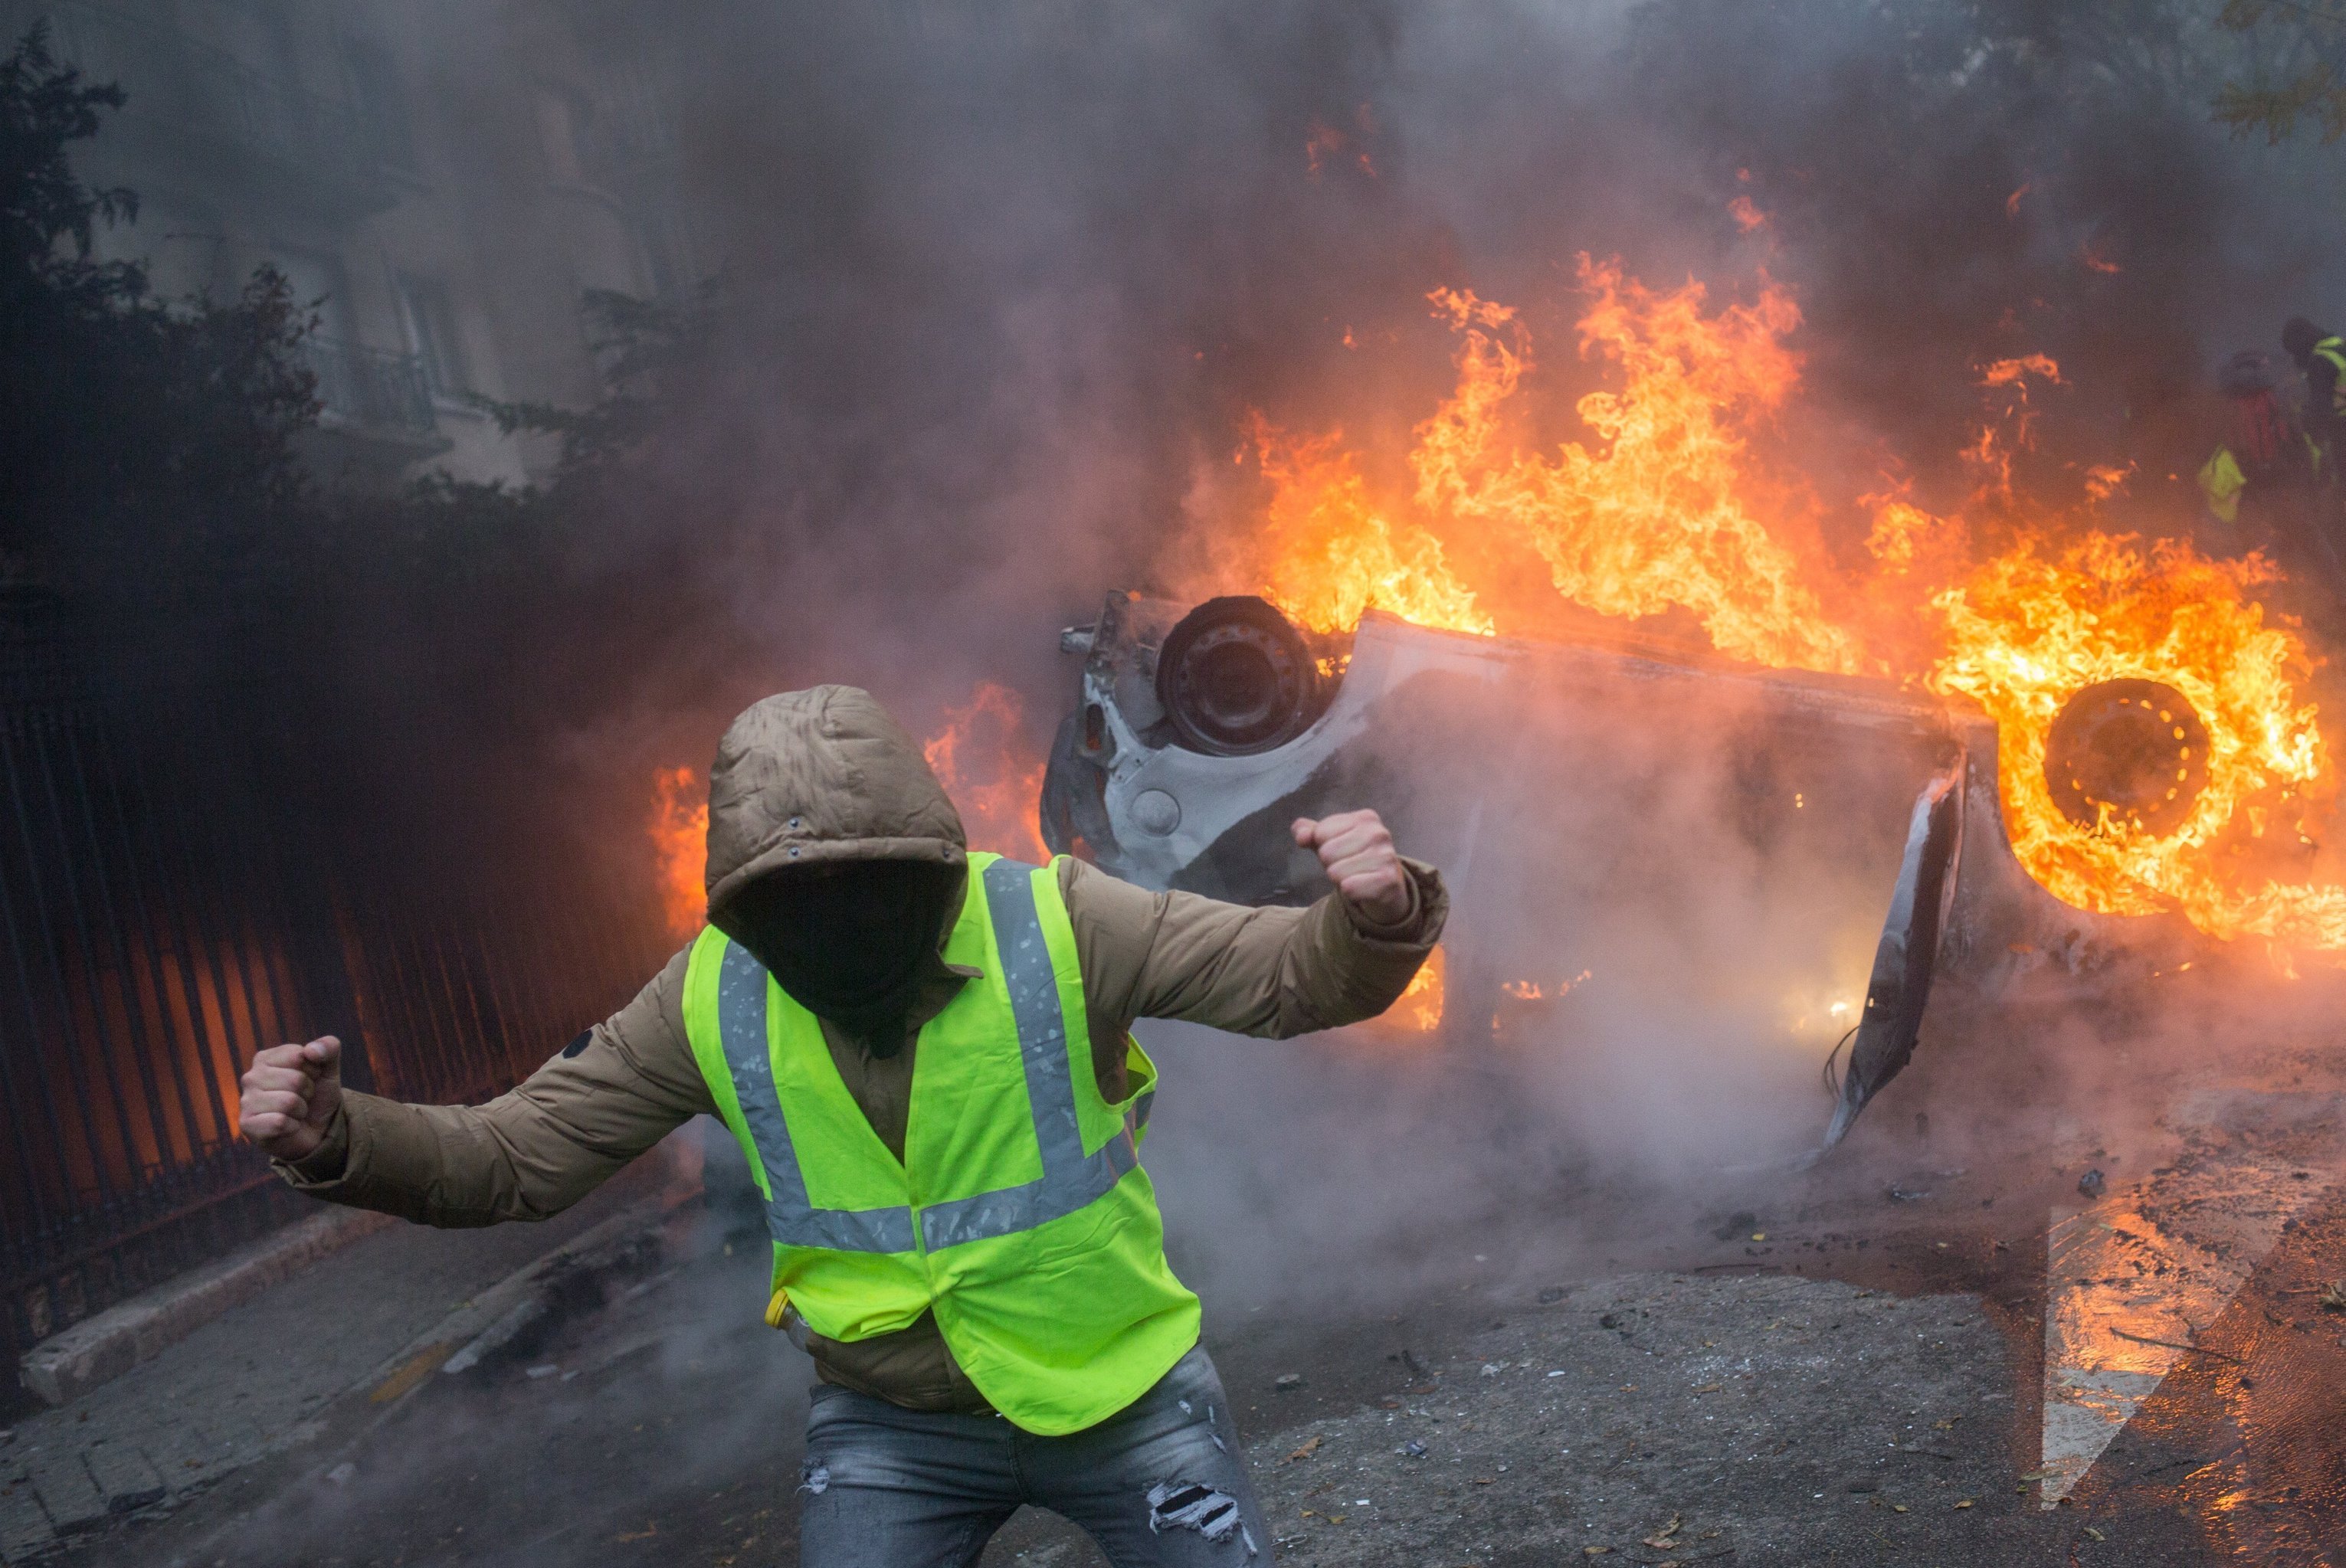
[238,686,1447,1566]
[2283,317,2346,483]
[2197,348,2316,557]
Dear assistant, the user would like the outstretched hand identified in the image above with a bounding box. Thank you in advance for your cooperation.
[1293,809,1413,927]
[238,1036,343,1162]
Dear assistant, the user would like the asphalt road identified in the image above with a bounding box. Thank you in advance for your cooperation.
[34,1014,2346,1567]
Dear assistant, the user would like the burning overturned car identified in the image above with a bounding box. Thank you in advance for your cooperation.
[1026,264,2346,1159]
[1041,591,2223,1151]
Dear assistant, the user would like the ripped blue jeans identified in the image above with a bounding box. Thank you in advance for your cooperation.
[798,1343,1270,1566]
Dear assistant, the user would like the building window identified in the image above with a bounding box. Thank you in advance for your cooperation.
[397,275,467,398]
[345,38,417,172]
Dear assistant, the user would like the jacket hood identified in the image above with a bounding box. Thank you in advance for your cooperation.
[703,686,968,918]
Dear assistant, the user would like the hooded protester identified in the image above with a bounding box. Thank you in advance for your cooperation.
[2198,349,2315,550]
[239,685,1446,1566]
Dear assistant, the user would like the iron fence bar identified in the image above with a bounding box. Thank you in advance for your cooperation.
[184,781,274,1144]
[51,715,179,1188]
[125,731,241,1148]
[532,889,597,1056]
[339,885,405,1098]
[131,727,249,1155]
[238,753,352,1077]
[0,820,64,1246]
[29,712,159,1198]
[386,915,460,1102]
[87,721,211,1172]
[516,893,576,1052]
[0,715,130,1208]
[493,913,556,1076]
[414,921,479,1098]
[581,867,641,1012]
[565,883,627,1037]
[444,915,507,1087]
[465,918,529,1085]
[0,871,74,1244]
[437,915,505,1098]
[165,726,281,1148]
[206,762,304,1056]
[476,912,538,1079]
[469,902,535,1089]
[379,899,448,1102]
[401,919,466,1102]
[0,1164,280,1304]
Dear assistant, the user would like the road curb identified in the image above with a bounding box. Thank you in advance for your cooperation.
[18,1207,397,1409]
[366,1158,705,1401]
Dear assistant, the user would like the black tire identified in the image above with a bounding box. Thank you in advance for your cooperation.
[1154,596,1322,755]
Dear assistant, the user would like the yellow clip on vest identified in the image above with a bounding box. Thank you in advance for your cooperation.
[682,853,1198,1435]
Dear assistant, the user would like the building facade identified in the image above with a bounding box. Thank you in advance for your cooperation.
[10,0,702,485]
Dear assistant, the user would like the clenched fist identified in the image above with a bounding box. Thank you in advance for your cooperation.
[1293,809,1414,927]
[238,1036,343,1162]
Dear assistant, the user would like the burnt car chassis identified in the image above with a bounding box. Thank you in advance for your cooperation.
[1042,593,2196,1154]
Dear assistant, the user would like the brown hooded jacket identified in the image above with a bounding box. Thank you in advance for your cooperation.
[281,686,1444,1409]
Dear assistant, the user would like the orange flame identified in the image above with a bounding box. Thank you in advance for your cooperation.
[1391,944,1446,1033]
[1928,535,2346,946]
[1240,411,1494,637]
[924,683,1049,862]
[2082,462,2134,504]
[1414,261,1859,672]
[1728,195,1768,233]
[1980,355,2062,392]
[1194,260,2346,960]
[1502,968,1590,1001]
[649,766,707,940]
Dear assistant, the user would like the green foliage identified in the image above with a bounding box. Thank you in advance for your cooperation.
[0,25,317,610]
[2216,0,2346,143]
[0,18,728,775]
[473,282,719,493]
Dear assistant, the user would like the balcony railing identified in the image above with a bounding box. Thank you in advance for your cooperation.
[40,2,395,216]
[299,338,437,441]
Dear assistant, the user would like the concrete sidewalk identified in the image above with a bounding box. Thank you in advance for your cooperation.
[0,1154,690,1563]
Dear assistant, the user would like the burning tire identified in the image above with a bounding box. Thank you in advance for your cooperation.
[2043,679,2209,836]
[1155,596,1324,755]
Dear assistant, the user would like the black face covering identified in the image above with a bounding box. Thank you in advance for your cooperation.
[714,861,958,1052]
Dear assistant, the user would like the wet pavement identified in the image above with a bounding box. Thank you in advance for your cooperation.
[21,1020,2346,1566]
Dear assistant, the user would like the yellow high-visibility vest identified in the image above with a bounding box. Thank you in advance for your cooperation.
[2199,447,2246,524]
[681,853,1198,1434]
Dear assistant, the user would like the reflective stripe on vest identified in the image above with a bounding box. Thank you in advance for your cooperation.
[716,938,917,1252]
[714,856,1141,1255]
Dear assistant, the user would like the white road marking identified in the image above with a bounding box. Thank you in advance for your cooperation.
[2038,1108,2335,1507]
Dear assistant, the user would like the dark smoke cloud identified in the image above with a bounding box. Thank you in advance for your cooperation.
[522,0,2346,761]
[495,0,2346,1222]
[162,11,2346,1559]
[253,0,2346,1378]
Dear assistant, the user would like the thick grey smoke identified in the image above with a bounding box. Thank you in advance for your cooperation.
[185,8,2346,1558]
[511,0,2346,1296]
[614,0,2346,699]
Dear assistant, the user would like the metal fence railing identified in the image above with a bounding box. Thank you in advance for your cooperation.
[331,868,671,1111]
[0,594,670,1373]
[0,692,337,1314]
[300,338,438,440]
